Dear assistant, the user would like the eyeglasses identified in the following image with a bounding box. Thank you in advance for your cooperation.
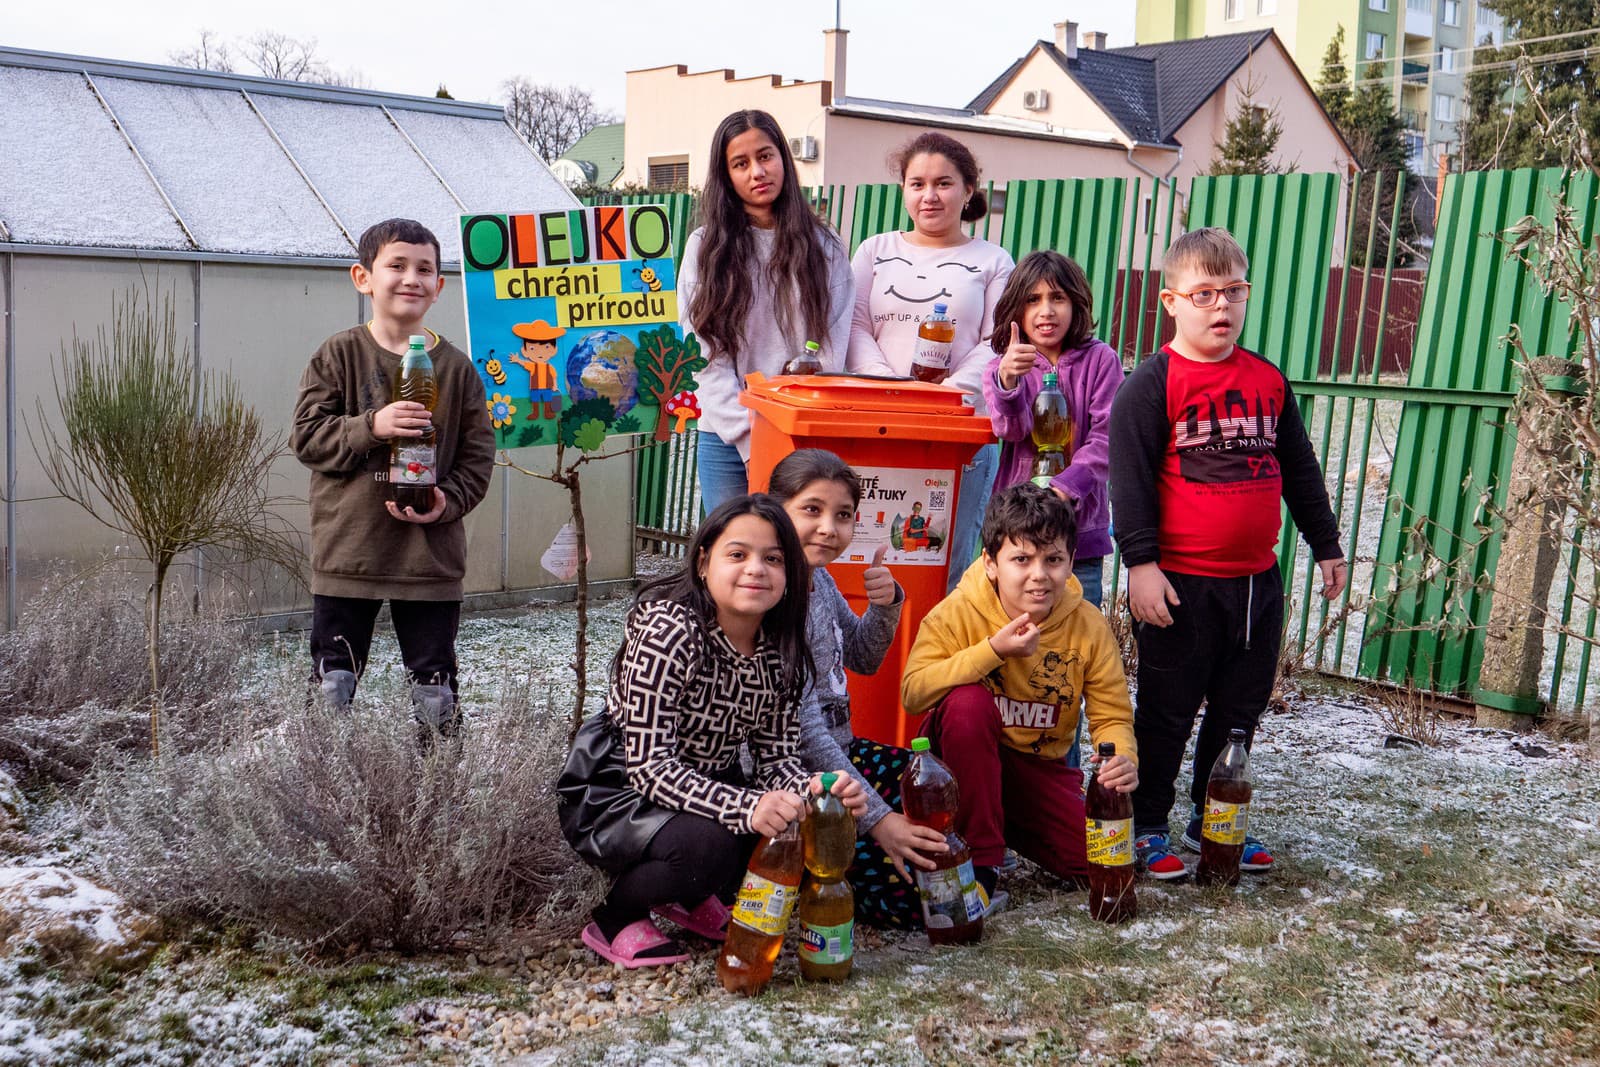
[1165,282,1252,308]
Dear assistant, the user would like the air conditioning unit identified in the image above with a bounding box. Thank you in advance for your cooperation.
[1023,89,1050,111]
[789,135,819,161]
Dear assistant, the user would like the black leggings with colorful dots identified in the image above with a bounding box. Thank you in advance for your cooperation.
[847,737,923,929]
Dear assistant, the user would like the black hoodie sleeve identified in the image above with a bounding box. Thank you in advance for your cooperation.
[1275,376,1344,561]
[1108,351,1170,568]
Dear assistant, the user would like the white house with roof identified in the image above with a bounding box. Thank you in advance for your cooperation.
[621,20,1350,197]
[0,47,625,625]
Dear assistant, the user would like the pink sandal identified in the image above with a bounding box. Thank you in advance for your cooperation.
[580,919,690,969]
[651,895,731,941]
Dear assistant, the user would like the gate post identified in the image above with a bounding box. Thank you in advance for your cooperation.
[1473,358,1586,731]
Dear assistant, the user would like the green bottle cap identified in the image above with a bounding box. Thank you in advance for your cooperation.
[408,334,427,348]
[911,737,931,752]
[820,771,838,792]
[805,340,820,352]
[1042,371,1059,387]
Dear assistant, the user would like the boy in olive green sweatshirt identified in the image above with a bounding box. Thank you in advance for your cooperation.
[291,218,495,732]
[902,483,1139,893]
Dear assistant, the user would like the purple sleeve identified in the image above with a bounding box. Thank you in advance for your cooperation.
[984,357,1035,443]
[1057,342,1123,503]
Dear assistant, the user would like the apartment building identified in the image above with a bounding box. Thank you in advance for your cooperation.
[1136,0,1507,174]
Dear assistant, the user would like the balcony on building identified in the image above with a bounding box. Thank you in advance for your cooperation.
[1405,0,1435,39]
[1401,59,1431,83]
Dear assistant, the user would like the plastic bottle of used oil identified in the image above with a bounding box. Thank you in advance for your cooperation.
[901,738,984,945]
[798,772,856,981]
[910,304,955,383]
[1196,729,1253,889]
[717,817,804,995]
[1085,742,1137,923]
[782,339,824,375]
[388,334,437,513]
[1029,371,1073,489]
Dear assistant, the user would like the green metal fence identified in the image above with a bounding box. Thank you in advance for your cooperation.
[582,172,1599,714]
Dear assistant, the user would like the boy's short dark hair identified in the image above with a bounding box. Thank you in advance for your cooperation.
[981,483,1078,558]
[357,218,442,271]
[1163,226,1249,285]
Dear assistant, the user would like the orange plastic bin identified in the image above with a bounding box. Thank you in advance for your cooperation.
[742,372,995,747]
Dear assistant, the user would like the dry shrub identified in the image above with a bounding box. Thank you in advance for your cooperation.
[0,567,248,783]
[1375,684,1443,747]
[1102,593,1137,686]
[88,674,602,953]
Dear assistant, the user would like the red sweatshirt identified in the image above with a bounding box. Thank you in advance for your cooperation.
[1109,345,1342,578]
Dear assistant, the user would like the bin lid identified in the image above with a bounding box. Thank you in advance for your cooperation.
[740,373,995,444]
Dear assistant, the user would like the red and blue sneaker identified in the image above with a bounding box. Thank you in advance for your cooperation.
[1134,831,1188,881]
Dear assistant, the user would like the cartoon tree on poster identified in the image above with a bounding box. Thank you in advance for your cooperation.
[635,326,707,441]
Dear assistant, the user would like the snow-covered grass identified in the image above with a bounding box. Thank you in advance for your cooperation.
[4,592,1600,1065]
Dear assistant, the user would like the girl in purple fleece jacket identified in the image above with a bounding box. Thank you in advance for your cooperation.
[981,251,1123,609]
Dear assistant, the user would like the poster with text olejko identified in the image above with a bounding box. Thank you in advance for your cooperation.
[459,207,704,450]
[836,466,956,567]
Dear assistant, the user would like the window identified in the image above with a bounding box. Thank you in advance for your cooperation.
[1224,0,1242,20]
[1442,0,1460,26]
[1369,0,1389,10]
[1434,93,1456,121]
[1257,0,1278,13]
[1406,0,1430,9]
[647,157,689,190]
[1366,32,1387,60]
[1440,46,1458,73]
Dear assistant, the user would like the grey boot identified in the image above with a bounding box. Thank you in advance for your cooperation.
[411,683,460,737]
[319,669,358,711]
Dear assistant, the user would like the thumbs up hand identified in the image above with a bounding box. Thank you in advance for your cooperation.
[863,543,897,606]
[997,321,1038,391]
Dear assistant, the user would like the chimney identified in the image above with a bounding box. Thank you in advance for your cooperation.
[1055,20,1078,60]
[823,28,848,104]
[1084,30,1108,51]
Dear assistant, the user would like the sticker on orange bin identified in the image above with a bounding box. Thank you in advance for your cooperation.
[843,466,956,567]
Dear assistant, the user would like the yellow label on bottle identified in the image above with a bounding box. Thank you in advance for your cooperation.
[1203,800,1248,846]
[730,873,797,936]
[1086,817,1133,866]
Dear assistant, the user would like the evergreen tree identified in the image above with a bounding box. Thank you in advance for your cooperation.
[1344,64,1417,266]
[435,84,454,99]
[1208,74,1295,175]
[1316,25,1352,133]
[1458,0,1600,169]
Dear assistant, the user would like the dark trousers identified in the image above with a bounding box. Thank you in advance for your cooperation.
[593,813,753,938]
[844,737,921,929]
[309,594,462,694]
[1130,566,1284,833]
[925,684,1090,884]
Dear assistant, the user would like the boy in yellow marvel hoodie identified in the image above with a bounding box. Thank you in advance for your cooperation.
[902,483,1138,895]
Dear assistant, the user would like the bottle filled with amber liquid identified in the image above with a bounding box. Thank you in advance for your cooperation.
[910,303,955,383]
[782,339,824,376]
[389,334,437,513]
[1030,371,1073,490]
[1195,729,1253,889]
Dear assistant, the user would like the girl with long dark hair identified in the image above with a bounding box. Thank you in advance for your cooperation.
[680,110,854,515]
[559,495,865,968]
[845,131,1014,591]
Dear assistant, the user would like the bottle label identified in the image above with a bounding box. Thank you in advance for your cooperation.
[1086,817,1133,866]
[730,873,797,936]
[916,860,984,928]
[391,443,436,487]
[1203,800,1248,845]
[911,338,952,371]
[799,920,854,965]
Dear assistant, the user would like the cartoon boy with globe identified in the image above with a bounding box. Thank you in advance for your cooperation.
[507,319,566,420]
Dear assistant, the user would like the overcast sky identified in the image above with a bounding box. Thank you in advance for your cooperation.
[4,2,1139,114]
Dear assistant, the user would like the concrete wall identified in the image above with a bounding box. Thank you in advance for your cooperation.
[0,251,635,627]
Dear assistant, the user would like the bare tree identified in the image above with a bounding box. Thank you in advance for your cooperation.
[169,29,365,87]
[169,29,234,73]
[29,290,302,757]
[502,78,617,161]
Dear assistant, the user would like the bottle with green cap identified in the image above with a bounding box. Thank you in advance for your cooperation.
[1030,370,1073,490]
[389,334,438,513]
[782,339,824,376]
[901,737,984,945]
[799,771,856,981]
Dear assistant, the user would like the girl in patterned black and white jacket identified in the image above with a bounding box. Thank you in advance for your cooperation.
[562,494,866,968]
